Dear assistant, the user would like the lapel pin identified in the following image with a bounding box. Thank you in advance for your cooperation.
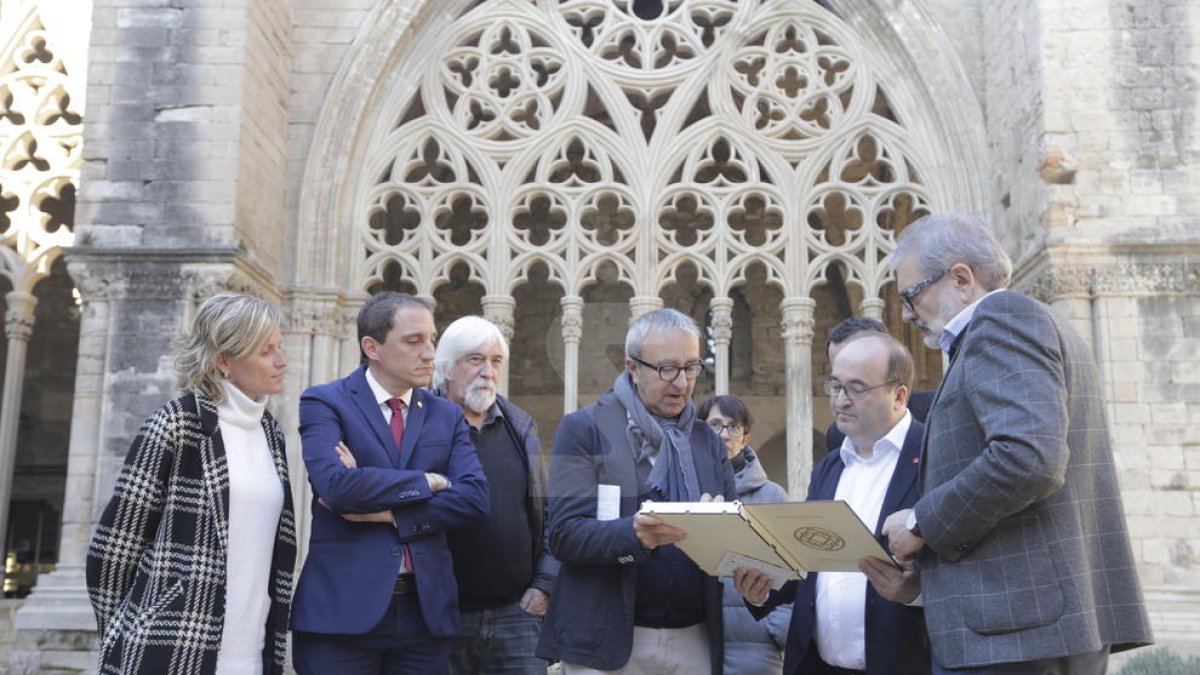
[913,457,920,464]
[416,401,423,408]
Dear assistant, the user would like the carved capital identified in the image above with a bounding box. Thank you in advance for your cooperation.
[629,296,663,322]
[4,291,37,341]
[560,296,584,344]
[779,297,815,346]
[710,297,734,345]
[482,294,516,342]
[1020,263,1092,304]
[284,290,344,337]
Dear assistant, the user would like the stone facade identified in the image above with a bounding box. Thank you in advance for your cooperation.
[0,0,1197,670]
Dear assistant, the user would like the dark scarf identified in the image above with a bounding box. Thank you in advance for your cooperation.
[612,371,701,502]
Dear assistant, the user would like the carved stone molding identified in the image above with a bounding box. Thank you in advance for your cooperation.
[1019,258,1200,303]
[1091,262,1200,296]
[284,289,345,337]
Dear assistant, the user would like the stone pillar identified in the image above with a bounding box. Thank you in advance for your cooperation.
[560,296,583,414]
[12,266,113,671]
[710,297,733,395]
[282,289,345,565]
[780,297,816,498]
[482,294,516,396]
[0,291,38,564]
[629,296,663,321]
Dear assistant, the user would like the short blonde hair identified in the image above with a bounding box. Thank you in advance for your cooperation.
[174,293,282,403]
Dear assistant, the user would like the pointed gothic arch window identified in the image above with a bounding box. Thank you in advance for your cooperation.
[350,0,944,488]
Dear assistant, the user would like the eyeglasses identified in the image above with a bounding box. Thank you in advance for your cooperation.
[706,422,745,438]
[630,355,706,381]
[898,269,947,312]
[823,378,901,402]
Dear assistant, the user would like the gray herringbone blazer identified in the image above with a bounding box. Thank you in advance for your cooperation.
[87,394,296,674]
[914,290,1152,668]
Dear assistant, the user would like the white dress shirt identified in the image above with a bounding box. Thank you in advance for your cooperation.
[365,368,412,426]
[813,412,912,670]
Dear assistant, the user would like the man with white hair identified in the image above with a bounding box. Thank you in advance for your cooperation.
[434,316,557,675]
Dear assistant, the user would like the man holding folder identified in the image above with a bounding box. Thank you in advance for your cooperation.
[735,332,930,675]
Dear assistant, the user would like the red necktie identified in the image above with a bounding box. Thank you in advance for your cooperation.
[385,398,413,573]
[386,398,406,454]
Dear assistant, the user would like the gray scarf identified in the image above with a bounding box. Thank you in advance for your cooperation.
[612,371,701,502]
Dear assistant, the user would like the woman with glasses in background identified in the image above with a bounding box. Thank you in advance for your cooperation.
[698,395,791,675]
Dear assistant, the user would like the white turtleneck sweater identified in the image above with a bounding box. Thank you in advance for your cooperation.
[215,380,284,675]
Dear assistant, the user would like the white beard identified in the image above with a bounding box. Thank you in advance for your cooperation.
[463,379,497,414]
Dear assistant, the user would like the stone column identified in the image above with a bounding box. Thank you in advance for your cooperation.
[13,266,112,662]
[710,297,733,395]
[0,291,38,564]
[482,294,516,396]
[629,295,662,321]
[780,297,816,498]
[282,289,344,564]
[560,296,583,414]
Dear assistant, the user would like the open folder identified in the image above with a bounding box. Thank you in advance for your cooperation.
[639,500,897,588]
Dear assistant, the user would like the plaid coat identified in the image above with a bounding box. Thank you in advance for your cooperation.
[87,393,296,675]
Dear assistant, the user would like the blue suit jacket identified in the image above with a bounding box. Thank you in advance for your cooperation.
[291,365,490,637]
[537,390,737,673]
[754,419,930,675]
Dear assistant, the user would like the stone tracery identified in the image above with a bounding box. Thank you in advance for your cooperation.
[355,0,936,491]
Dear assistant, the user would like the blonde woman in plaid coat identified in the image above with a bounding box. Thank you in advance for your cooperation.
[87,294,297,675]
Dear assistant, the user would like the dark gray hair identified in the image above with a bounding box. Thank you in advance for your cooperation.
[174,293,282,403]
[841,332,915,396]
[892,213,1012,291]
[625,308,701,358]
[357,292,434,362]
[433,315,509,391]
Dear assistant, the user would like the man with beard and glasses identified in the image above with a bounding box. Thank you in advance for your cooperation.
[537,308,736,674]
[433,316,557,675]
[870,213,1152,674]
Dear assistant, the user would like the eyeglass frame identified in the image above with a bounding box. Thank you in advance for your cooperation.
[706,421,745,438]
[823,377,903,402]
[898,268,947,313]
[629,355,706,381]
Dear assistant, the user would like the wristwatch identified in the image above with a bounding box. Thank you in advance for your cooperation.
[905,510,921,537]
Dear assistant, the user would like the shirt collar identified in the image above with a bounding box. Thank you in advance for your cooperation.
[838,410,912,465]
[939,288,1005,353]
[365,367,412,409]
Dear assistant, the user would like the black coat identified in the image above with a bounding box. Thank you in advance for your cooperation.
[87,393,296,674]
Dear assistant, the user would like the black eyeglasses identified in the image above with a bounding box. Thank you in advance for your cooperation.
[706,421,745,438]
[898,269,947,312]
[630,355,706,381]
[823,378,901,402]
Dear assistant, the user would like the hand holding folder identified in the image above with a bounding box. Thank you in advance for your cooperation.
[637,499,898,584]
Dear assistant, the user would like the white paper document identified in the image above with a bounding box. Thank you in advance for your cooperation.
[597,484,620,521]
[714,552,791,590]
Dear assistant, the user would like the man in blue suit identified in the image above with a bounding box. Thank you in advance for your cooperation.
[737,333,930,675]
[537,308,737,674]
[292,292,490,674]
